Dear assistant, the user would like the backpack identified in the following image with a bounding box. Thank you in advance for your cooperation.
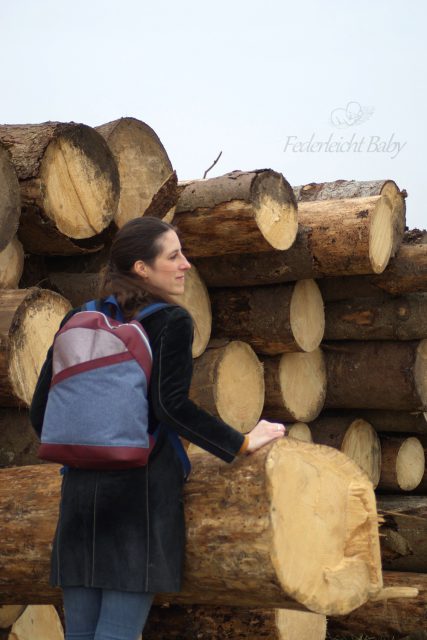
[38,296,178,471]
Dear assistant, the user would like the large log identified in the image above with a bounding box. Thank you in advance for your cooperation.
[324,341,427,411]
[0,123,120,254]
[0,289,71,407]
[0,440,382,615]
[325,294,427,341]
[378,436,425,492]
[378,496,427,573]
[309,416,381,487]
[323,409,427,435]
[327,571,427,638]
[96,117,173,228]
[0,408,40,467]
[0,237,24,289]
[172,170,298,257]
[189,341,264,431]
[319,243,427,301]
[193,194,397,288]
[143,605,326,640]
[261,349,326,422]
[0,606,25,629]
[0,144,21,252]
[6,605,63,640]
[211,280,325,355]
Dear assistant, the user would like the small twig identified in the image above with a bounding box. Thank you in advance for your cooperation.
[203,151,222,179]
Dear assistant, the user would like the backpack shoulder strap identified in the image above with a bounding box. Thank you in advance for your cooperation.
[83,296,125,322]
[135,302,174,322]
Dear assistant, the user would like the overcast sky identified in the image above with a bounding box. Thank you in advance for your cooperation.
[2,0,425,229]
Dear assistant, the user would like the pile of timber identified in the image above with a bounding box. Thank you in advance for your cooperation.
[0,117,426,639]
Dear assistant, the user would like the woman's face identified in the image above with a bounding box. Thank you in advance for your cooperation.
[133,229,191,297]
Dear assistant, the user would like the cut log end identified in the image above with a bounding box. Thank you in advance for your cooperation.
[279,348,326,422]
[287,422,313,443]
[290,280,325,352]
[396,437,425,491]
[253,172,298,250]
[275,609,327,640]
[341,419,382,488]
[415,339,427,409]
[0,237,24,289]
[268,439,382,615]
[369,195,394,273]
[0,144,21,252]
[8,289,72,406]
[40,126,119,239]
[216,341,264,430]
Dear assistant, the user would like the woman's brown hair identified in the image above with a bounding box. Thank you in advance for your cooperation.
[100,217,176,319]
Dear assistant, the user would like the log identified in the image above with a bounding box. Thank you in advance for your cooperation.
[327,571,427,638]
[261,349,326,422]
[189,341,264,431]
[319,243,427,301]
[7,605,63,640]
[0,439,382,615]
[95,117,173,228]
[0,237,24,289]
[325,294,427,341]
[143,605,326,640]
[0,289,71,407]
[0,144,20,252]
[287,423,313,443]
[378,496,427,573]
[0,408,41,467]
[193,193,399,288]
[378,436,425,492]
[309,416,381,487]
[211,280,325,355]
[336,410,427,435]
[0,123,120,254]
[0,606,25,629]
[172,170,298,256]
[324,340,427,411]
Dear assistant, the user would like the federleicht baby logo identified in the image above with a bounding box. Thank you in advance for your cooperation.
[283,101,406,159]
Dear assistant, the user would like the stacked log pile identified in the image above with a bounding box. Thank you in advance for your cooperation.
[0,118,425,638]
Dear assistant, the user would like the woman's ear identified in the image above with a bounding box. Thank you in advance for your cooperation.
[132,260,148,279]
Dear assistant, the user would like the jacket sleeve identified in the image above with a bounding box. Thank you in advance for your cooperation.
[150,308,246,463]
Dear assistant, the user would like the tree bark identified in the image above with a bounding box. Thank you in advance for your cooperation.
[0,289,71,407]
[211,280,324,355]
[325,294,427,341]
[378,436,425,492]
[143,605,326,640]
[309,416,381,487]
[0,440,382,615]
[324,340,427,411]
[319,243,427,301]
[190,342,264,431]
[172,170,298,257]
[327,571,427,638]
[320,409,427,435]
[0,144,21,252]
[0,606,25,629]
[0,123,119,254]
[378,496,427,573]
[0,237,24,289]
[261,349,326,422]
[0,408,41,467]
[95,117,173,228]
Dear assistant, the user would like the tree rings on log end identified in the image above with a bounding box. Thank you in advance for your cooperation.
[40,125,119,239]
[96,117,173,228]
[169,265,211,358]
[0,144,21,251]
[278,348,326,421]
[396,437,425,491]
[215,341,264,431]
[0,236,24,289]
[290,280,325,352]
[268,439,382,615]
[287,422,313,443]
[415,339,427,410]
[252,171,298,250]
[8,289,71,406]
[341,419,381,488]
[369,195,394,273]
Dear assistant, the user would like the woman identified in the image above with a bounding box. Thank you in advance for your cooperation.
[30,217,285,640]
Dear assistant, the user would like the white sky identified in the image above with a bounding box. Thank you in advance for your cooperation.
[2,0,426,229]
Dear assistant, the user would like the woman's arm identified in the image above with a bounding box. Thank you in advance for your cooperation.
[150,307,247,462]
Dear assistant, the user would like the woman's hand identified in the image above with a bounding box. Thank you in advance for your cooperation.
[246,419,286,454]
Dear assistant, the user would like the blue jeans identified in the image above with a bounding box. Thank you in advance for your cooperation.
[62,587,154,640]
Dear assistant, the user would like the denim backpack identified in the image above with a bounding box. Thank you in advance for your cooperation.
[38,296,191,476]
